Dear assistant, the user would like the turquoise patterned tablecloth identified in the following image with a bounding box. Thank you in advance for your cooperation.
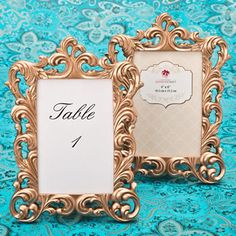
[0,0,236,235]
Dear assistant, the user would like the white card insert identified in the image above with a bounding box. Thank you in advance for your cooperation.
[37,79,113,195]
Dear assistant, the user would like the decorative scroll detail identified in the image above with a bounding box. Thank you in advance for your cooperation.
[108,13,230,183]
[133,156,166,177]
[6,37,140,222]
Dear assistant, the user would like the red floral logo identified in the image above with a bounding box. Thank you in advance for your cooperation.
[162,69,170,78]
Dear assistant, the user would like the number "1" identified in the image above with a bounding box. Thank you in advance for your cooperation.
[71,136,82,148]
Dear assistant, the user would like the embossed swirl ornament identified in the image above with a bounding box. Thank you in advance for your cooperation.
[108,13,230,183]
[6,37,140,222]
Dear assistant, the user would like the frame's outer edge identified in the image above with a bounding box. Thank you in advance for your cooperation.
[107,13,230,183]
[6,36,140,222]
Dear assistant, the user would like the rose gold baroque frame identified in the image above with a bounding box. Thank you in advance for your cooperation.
[6,37,140,222]
[108,13,230,183]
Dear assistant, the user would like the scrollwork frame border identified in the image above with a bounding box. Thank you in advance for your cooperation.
[7,36,140,222]
[108,13,230,183]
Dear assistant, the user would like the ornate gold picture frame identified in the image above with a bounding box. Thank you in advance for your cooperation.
[6,37,140,222]
[108,13,230,183]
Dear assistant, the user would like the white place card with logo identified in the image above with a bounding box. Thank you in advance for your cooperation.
[140,61,193,107]
[134,51,202,157]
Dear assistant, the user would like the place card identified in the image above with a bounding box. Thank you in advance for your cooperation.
[134,51,202,158]
[37,79,113,195]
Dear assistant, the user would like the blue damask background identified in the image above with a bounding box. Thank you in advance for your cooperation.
[0,0,236,235]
